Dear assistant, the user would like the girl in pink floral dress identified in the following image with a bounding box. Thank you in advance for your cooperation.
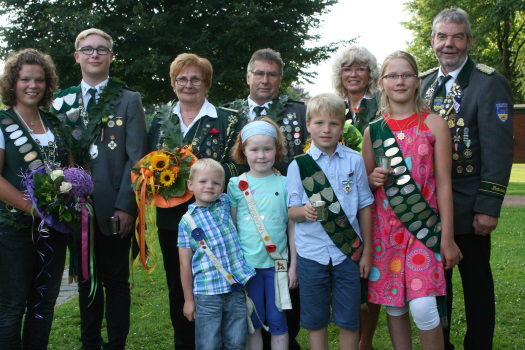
[362,51,462,349]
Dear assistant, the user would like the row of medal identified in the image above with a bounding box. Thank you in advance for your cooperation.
[1,117,44,170]
[280,113,303,163]
[191,123,225,160]
[449,115,474,174]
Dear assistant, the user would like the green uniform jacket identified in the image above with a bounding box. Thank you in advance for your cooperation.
[147,102,246,231]
[421,57,514,235]
[224,95,308,176]
[345,93,381,135]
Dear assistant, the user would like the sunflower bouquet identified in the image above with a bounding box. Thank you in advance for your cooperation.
[131,146,197,273]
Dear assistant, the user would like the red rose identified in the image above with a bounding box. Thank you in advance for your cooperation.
[239,180,248,191]
[209,128,219,135]
[265,245,276,253]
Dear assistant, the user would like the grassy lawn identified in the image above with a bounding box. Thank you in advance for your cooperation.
[48,206,525,349]
[507,163,525,196]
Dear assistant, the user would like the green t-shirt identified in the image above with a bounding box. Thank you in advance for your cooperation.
[227,174,288,268]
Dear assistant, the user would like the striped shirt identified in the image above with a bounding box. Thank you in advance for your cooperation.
[178,194,255,295]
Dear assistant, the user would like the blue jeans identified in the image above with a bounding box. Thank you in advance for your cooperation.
[0,224,68,349]
[194,291,247,350]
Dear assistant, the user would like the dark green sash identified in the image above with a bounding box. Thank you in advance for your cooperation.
[369,119,442,253]
[295,153,362,261]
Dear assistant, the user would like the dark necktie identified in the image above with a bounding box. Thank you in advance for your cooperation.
[432,75,452,108]
[86,88,97,114]
[253,105,266,118]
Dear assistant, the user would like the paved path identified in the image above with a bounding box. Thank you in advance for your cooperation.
[502,195,525,207]
[56,269,77,305]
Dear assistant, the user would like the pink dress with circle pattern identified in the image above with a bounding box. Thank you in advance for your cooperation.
[367,113,446,307]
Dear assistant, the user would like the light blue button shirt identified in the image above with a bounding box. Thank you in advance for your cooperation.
[286,142,374,266]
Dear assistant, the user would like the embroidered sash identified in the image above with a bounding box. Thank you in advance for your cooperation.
[182,212,268,334]
[294,154,363,261]
[369,119,442,253]
[238,173,292,311]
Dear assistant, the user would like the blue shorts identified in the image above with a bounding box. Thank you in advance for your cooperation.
[246,268,288,335]
[297,255,360,330]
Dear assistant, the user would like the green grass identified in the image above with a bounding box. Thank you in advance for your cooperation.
[49,207,525,349]
[507,164,525,196]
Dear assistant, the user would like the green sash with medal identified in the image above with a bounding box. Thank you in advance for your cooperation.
[369,118,442,253]
[369,118,448,325]
[294,153,363,261]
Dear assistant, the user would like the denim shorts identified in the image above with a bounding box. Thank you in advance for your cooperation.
[297,255,360,330]
[246,268,288,335]
[194,290,247,350]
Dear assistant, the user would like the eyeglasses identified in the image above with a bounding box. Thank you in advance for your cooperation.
[341,66,368,76]
[175,77,204,86]
[382,73,418,81]
[77,46,112,55]
[250,70,280,80]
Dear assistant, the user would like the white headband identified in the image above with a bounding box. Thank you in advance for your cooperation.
[241,121,278,142]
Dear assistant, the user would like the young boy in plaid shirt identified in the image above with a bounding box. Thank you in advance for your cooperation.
[178,158,255,350]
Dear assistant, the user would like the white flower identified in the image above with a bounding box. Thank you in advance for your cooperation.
[59,182,73,194]
[50,169,65,181]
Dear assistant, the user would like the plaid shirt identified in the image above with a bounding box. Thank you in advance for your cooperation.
[178,194,255,295]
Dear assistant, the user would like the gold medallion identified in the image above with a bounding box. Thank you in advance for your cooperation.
[116,119,123,126]
[452,153,459,160]
[457,118,465,126]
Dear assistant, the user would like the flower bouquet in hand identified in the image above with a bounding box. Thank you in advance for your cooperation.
[131,146,198,273]
[23,165,94,234]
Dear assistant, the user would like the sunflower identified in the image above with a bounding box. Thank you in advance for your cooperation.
[159,170,176,187]
[151,153,170,171]
[303,138,313,152]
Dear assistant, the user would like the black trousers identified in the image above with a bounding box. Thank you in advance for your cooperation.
[444,234,494,350]
[77,225,132,350]
[0,226,68,350]
[158,228,195,350]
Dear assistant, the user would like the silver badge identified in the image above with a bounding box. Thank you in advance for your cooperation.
[89,144,99,159]
[66,108,80,123]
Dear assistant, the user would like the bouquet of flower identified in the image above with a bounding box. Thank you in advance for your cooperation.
[23,165,94,233]
[131,146,198,273]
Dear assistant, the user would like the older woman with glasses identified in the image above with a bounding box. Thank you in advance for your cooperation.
[147,53,245,350]
[331,45,381,134]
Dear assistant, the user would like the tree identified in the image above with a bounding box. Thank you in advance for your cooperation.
[0,0,348,105]
[403,0,525,103]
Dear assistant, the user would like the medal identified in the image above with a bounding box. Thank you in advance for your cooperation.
[107,120,115,128]
[453,129,461,143]
[343,172,354,193]
[466,165,473,173]
[463,148,472,158]
[457,165,463,174]
[448,118,455,128]
[108,141,117,150]
[457,118,464,126]
[452,153,459,160]
[396,131,405,141]
[116,118,123,126]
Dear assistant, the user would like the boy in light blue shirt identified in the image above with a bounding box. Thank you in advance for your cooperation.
[286,93,374,349]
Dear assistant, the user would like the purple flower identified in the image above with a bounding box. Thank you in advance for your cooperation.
[63,167,94,198]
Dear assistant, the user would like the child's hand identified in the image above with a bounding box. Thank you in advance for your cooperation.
[288,264,298,289]
[359,250,373,279]
[368,167,392,189]
[183,300,196,322]
[303,202,318,221]
[441,240,463,270]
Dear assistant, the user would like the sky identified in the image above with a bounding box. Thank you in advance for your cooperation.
[303,0,414,96]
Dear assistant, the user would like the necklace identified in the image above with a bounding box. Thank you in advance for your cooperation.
[13,106,46,135]
[390,117,406,141]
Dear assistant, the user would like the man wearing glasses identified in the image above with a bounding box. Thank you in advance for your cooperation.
[420,8,513,350]
[227,48,308,176]
[52,28,147,350]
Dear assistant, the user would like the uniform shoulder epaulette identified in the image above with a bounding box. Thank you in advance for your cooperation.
[419,67,439,78]
[287,99,305,105]
[475,63,495,75]
[218,106,239,113]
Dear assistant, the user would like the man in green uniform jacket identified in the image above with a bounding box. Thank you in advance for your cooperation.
[420,8,513,350]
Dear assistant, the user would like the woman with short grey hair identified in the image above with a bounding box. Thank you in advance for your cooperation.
[331,45,381,134]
